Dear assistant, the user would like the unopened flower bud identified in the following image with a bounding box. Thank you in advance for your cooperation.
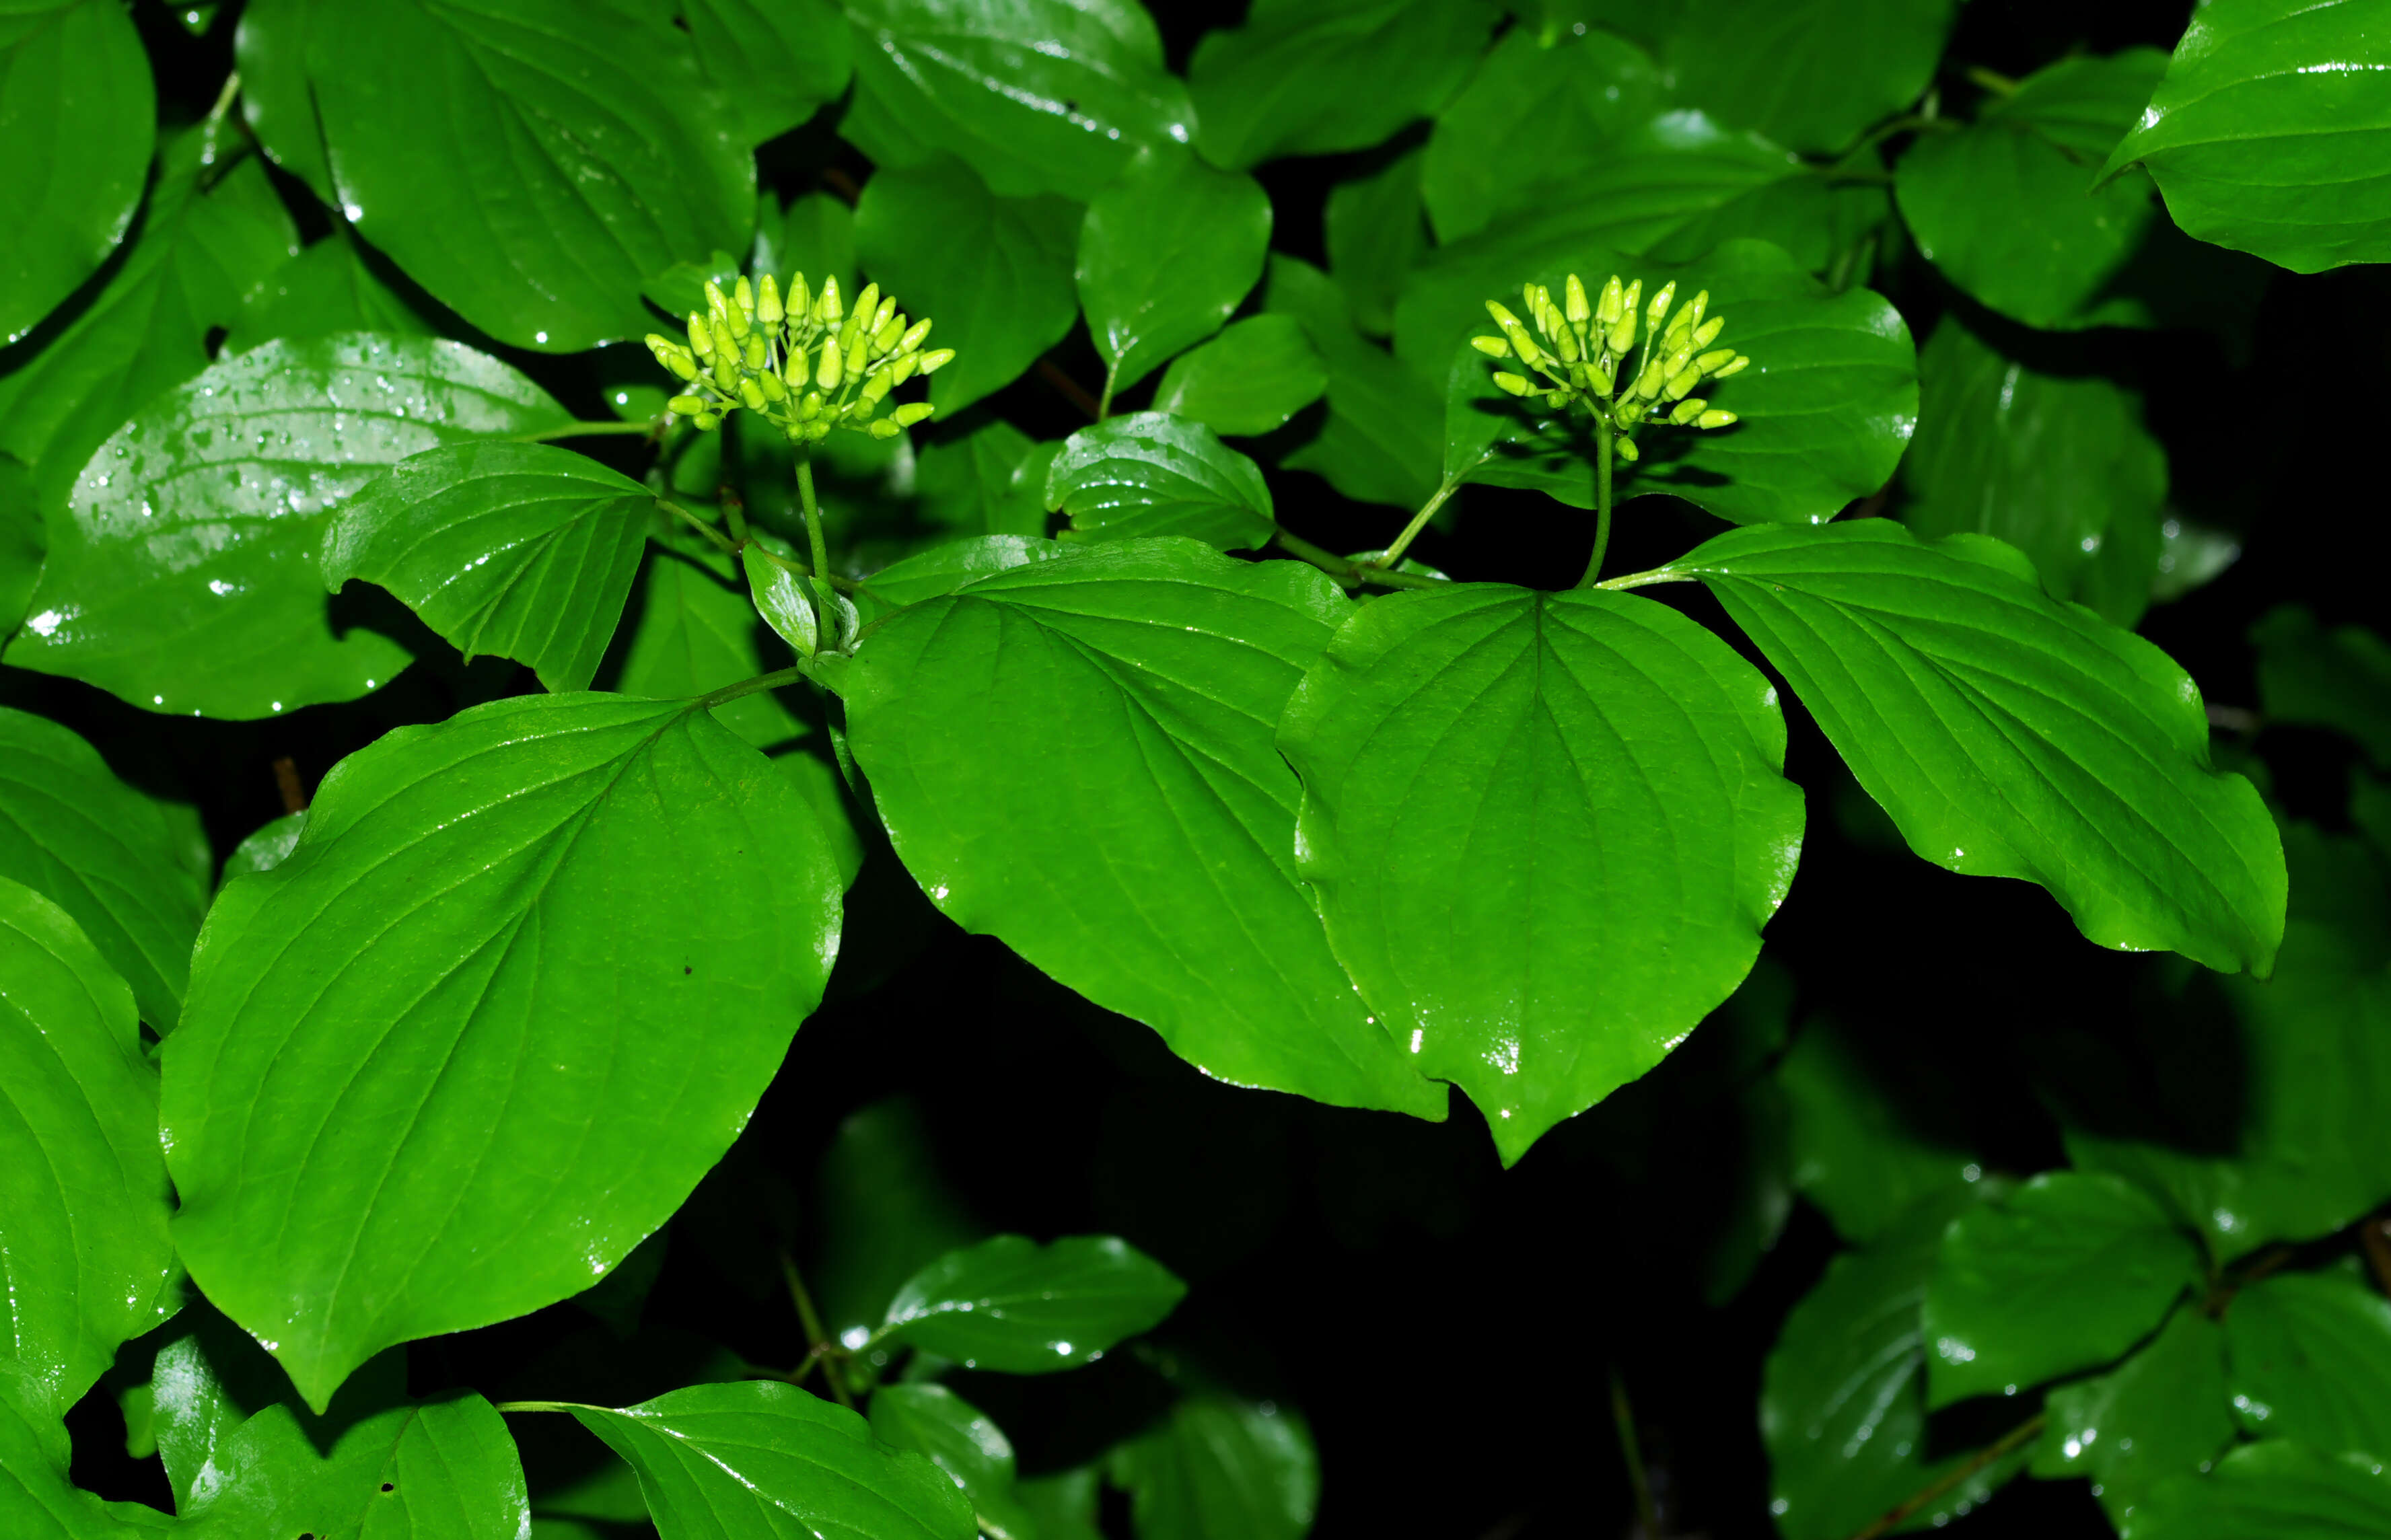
[1472,334,1511,359]
[917,348,956,374]
[860,368,894,406]
[800,390,825,420]
[1616,436,1640,462]
[787,274,811,324]
[1597,275,1626,326]
[893,401,935,428]
[815,275,843,324]
[710,314,739,364]
[1714,355,1750,379]
[1645,281,1676,334]
[816,340,845,390]
[1634,359,1666,400]
[1697,408,1738,429]
[873,295,896,332]
[1492,372,1530,396]
[869,417,901,440]
[845,330,869,375]
[853,283,880,327]
[1694,347,1736,375]
[711,349,739,392]
[900,318,932,353]
[1669,397,1707,424]
[874,316,905,356]
[738,376,766,410]
[1566,273,1592,325]
[1503,321,1543,366]
[694,410,721,431]
[668,394,706,415]
[758,370,788,402]
[744,334,768,371]
[686,313,713,359]
[705,281,729,318]
[757,274,783,326]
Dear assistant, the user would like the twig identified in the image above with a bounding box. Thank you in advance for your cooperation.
[1270,529,1444,591]
[778,1250,852,1409]
[1849,1413,2044,1540]
[1612,1364,1658,1538]
[271,756,307,815]
[1038,357,1102,419]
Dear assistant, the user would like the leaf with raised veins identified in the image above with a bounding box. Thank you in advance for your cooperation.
[877,1236,1186,1372]
[1046,413,1277,551]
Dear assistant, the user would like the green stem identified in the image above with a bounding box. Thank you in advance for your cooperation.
[492,1401,590,1416]
[1965,65,2020,96]
[1374,480,1459,571]
[795,451,834,632]
[779,1251,853,1410]
[1593,568,1694,593]
[514,419,661,444]
[656,498,738,556]
[1096,364,1119,421]
[697,666,808,711]
[752,542,860,593]
[1578,416,1615,587]
[1850,1412,2044,1540]
[1271,529,1444,592]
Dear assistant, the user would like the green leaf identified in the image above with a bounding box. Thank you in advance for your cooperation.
[0,135,296,507]
[221,231,442,355]
[182,1388,530,1539]
[221,813,308,883]
[1324,148,1428,338]
[854,536,1067,625]
[811,1097,982,1345]
[1017,1467,1104,1540]
[855,157,1081,418]
[1898,313,2170,623]
[0,707,209,1032]
[1186,0,1499,170]
[1077,148,1273,398]
[567,1381,974,1540]
[867,1385,1038,1540]
[1896,52,2172,330]
[1922,1171,2201,1405]
[2032,1304,2234,1530]
[842,0,1193,203]
[0,878,178,1420]
[1111,1393,1319,1540]
[163,693,845,1410]
[684,0,851,147]
[1668,0,1958,156]
[322,443,653,692]
[2125,1441,2391,1540]
[1264,256,1442,512]
[876,1235,1186,1372]
[2102,0,2391,274]
[741,547,818,661]
[1421,24,1666,242]
[1777,1015,1980,1245]
[0,0,154,347]
[842,540,1443,1116]
[1276,583,1802,1163]
[615,543,810,753]
[10,334,573,719]
[2226,1266,2391,1461]
[144,1304,297,1513]
[1655,521,2287,974]
[753,192,856,305]
[914,418,1051,540]
[1046,413,1276,550]
[1,1362,172,1539]
[2253,606,2391,769]
[1441,341,1600,508]
[1150,314,1327,438]
[1761,1193,2032,1540]
[239,0,754,350]
[0,451,36,634]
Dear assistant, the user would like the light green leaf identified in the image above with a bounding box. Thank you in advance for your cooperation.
[1078,148,1273,399]
[0,0,154,346]
[2125,1441,2391,1540]
[1186,0,1499,170]
[1896,52,2172,329]
[567,1381,974,1540]
[2226,1266,2391,1461]
[1778,1015,1981,1245]
[877,1235,1185,1372]
[1899,313,2170,624]
[842,540,1444,1116]
[1046,412,1276,550]
[221,231,442,355]
[182,1388,530,1539]
[843,0,1193,203]
[238,0,754,350]
[868,1385,1038,1540]
[854,536,1067,625]
[1922,1171,2201,1406]
[8,333,575,719]
[163,694,845,1410]
[0,879,178,1420]
[144,1304,296,1513]
[811,1098,981,1347]
[2102,0,2391,274]
[0,707,209,1032]
[684,0,850,147]
[1655,521,2286,974]
[855,157,1081,418]
[742,547,818,660]
[1668,0,1958,155]
[1277,582,1801,1163]
[1264,256,1441,512]
[322,442,653,692]
[221,813,307,883]
[914,418,1050,540]
[2032,1305,2233,1530]
[616,542,809,753]
[1112,1393,1319,1540]
[1324,147,1428,337]
[1,1361,173,1538]
[1150,314,1327,437]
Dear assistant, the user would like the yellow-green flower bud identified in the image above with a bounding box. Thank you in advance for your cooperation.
[711,349,740,393]
[873,295,896,333]
[1555,326,1581,363]
[1692,316,1723,350]
[1597,274,1625,326]
[918,348,956,374]
[758,369,788,402]
[853,283,880,328]
[744,334,768,371]
[738,376,766,410]
[816,339,844,390]
[1697,408,1738,429]
[815,275,843,324]
[1503,321,1543,366]
[710,314,739,364]
[1566,273,1592,325]
[756,274,783,326]
[787,274,811,325]
[1685,291,1709,330]
[900,318,932,353]
[893,401,935,428]
[1485,299,1522,330]
[1662,302,1693,346]
[1714,355,1750,379]
[860,367,894,407]
[1664,365,1703,401]
[1669,396,1707,424]
[874,315,904,356]
[1590,362,1615,396]
[694,411,721,431]
[668,394,706,415]
[734,274,754,313]
[686,312,713,359]
[1492,371,1530,396]
[1645,281,1676,334]
[1634,359,1666,400]
[1616,436,1640,462]
[801,390,825,420]
[705,280,729,318]
[1694,347,1736,375]
[889,353,919,386]
[1606,294,1638,353]
[1472,334,1511,359]
[869,417,902,440]
[844,330,869,376]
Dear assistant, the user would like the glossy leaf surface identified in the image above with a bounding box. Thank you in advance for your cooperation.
[323,442,652,692]
[1922,1171,2199,1405]
[1112,1393,1319,1540]
[615,543,809,753]
[855,158,1081,416]
[0,879,179,1420]
[1045,413,1276,550]
[184,1389,530,1539]
[9,334,573,720]
[0,0,153,347]
[685,0,850,147]
[0,1362,168,1538]
[2225,1267,2391,1461]
[1078,149,1273,396]
[2102,0,2391,273]
[878,1235,1185,1372]
[914,418,1050,541]
[221,233,442,355]
[164,694,844,1409]
[868,1384,1037,1540]
[0,708,208,1032]
[2032,1305,2233,1529]
[843,540,1443,1116]
[240,0,755,349]
[1670,0,1958,155]
[853,536,1066,624]
[1277,583,1803,1163]
[2125,1442,2391,1540]
[1658,521,2286,974]
[1149,314,1328,437]
[569,1381,974,1540]
[742,547,818,661]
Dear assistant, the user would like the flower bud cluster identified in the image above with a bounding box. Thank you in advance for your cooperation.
[1473,272,1747,462]
[644,273,956,444]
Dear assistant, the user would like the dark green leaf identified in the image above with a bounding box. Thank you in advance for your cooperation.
[240,0,754,349]
[163,694,845,1410]
[8,334,573,719]
[323,443,652,692]
[567,1381,974,1540]
[615,542,808,752]
[182,1388,530,1539]
[855,157,1081,418]
[843,0,1193,203]
[843,540,1444,1115]
[853,535,1066,626]
[1441,340,1600,508]
[1277,583,1802,1163]
[868,1384,1037,1540]
[2226,1266,2391,1461]
[1150,314,1327,437]
[1186,0,1499,170]
[2253,606,2391,769]
[2032,1305,2233,1530]
[1017,1467,1104,1540]
[1922,1171,2201,1405]
[1046,412,1276,550]
[811,1097,981,1346]
[2125,1441,2391,1540]
[0,452,36,634]
[0,879,178,1420]
[914,418,1050,540]
[1656,521,2286,974]
[221,232,442,355]
[1078,148,1273,398]
[753,191,855,303]
[0,0,154,346]
[0,707,209,1031]
[1264,256,1442,512]
[1668,0,1958,155]
[1896,52,2171,329]
[1899,313,2170,622]
[1324,148,1428,338]
[684,0,850,147]
[1778,1016,1980,1245]
[233,0,334,206]
[877,1235,1185,1372]
[1112,1393,1319,1540]
[2102,0,2391,274]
